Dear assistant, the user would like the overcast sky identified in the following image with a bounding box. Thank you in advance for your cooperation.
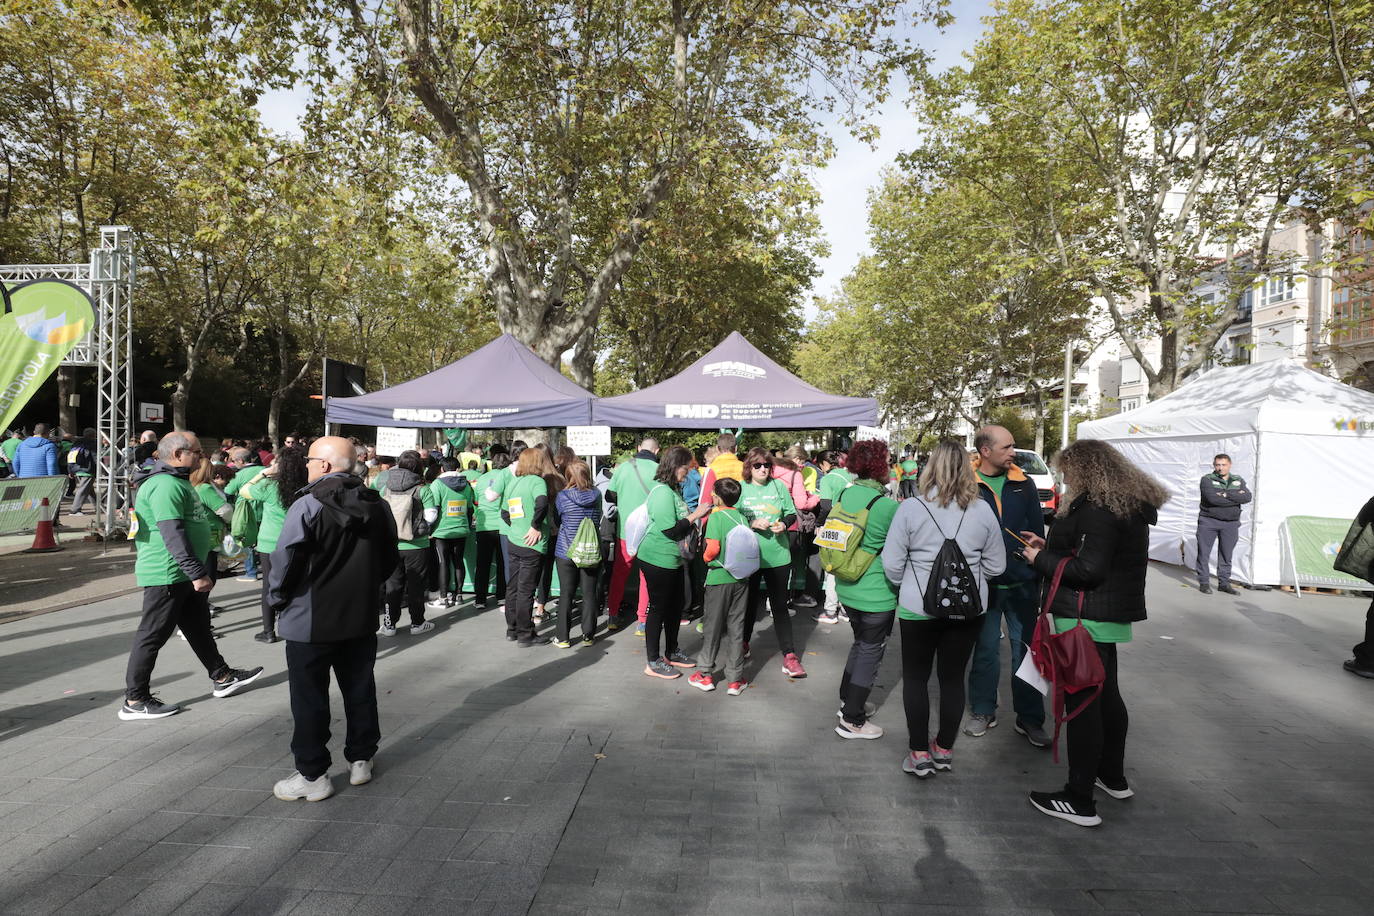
[256,3,996,313]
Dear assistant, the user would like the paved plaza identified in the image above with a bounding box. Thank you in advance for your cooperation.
[0,563,1370,915]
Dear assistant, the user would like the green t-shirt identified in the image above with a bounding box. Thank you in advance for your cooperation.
[229,465,262,500]
[737,478,795,569]
[430,477,475,538]
[133,473,212,586]
[370,468,391,492]
[473,468,507,533]
[976,469,1007,501]
[704,506,750,585]
[1,437,19,464]
[833,480,900,613]
[899,459,919,479]
[504,473,550,552]
[195,482,228,545]
[391,483,438,551]
[636,484,688,570]
[246,477,288,553]
[608,457,659,539]
[818,467,856,504]
[1055,617,1133,642]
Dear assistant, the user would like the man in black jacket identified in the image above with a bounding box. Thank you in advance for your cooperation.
[965,426,1048,747]
[268,436,399,802]
[1195,454,1252,595]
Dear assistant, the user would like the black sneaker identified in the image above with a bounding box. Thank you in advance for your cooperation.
[1218,582,1238,595]
[1029,789,1101,827]
[253,631,279,644]
[1343,658,1374,679]
[517,635,551,648]
[666,650,697,668]
[1198,582,1213,594]
[119,696,180,721]
[211,666,264,698]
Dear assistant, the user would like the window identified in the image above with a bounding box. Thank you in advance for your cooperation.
[1231,333,1252,365]
[1260,274,1296,307]
[1334,227,1374,342]
[1120,397,1141,412]
[1238,287,1254,321]
[1120,357,1141,384]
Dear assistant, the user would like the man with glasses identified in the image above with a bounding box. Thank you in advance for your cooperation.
[120,431,263,720]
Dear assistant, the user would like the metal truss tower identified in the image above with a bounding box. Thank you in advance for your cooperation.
[0,226,136,540]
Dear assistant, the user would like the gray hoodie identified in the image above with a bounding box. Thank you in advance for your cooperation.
[880,493,1007,615]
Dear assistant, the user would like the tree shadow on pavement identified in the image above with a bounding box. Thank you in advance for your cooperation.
[914,824,984,904]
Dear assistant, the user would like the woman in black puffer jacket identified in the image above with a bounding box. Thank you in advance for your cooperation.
[1019,439,1168,827]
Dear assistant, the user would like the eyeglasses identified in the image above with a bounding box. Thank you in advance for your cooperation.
[306,456,326,464]
[751,462,771,470]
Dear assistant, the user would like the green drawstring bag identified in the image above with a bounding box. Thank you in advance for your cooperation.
[568,518,602,568]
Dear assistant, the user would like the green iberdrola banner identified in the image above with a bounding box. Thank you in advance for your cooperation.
[0,280,96,433]
[1285,515,1367,587]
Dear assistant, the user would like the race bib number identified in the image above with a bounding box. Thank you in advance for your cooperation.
[507,497,525,520]
[814,519,853,549]
[445,499,463,518]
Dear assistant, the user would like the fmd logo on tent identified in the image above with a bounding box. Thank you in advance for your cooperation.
[1332,417,1374,431]
[666,404,721,419]
[701,361,766,380]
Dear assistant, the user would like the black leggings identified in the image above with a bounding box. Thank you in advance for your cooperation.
[1065,642,1127,799]
[640,560,683,662]
[433,536,467,595]
[555,556,598,642]
[258,551,274,633]
[899,615,982,752]
[474,531,506,603]
[744,565,795,655]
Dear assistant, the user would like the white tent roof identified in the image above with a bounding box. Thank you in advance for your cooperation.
[1081,361,1374,440]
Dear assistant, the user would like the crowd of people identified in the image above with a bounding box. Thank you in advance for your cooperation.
[16,417,1351,827]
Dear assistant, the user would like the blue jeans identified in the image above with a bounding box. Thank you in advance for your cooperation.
[967,581,1044,725]
[243,549,259,578]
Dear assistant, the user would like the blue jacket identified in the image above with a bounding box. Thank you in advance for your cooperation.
[554,486,601,559]
[13,436,58,477]
[973,459,1045,586]
[682,467,702,512]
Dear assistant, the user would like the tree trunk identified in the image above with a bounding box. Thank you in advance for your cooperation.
[171,372,191,432]
[57,366,78,434]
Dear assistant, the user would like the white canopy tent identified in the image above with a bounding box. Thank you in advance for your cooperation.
[1076,361,1374,586]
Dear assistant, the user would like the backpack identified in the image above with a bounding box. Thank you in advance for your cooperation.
[568,517,602,568]
[913,499,984,620]
[817,490,885,582]
[623,484,665,558]
[720,510,760,580]
[230,497,259,548]
[383,486,431,540]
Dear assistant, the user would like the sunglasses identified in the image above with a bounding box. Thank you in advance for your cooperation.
[752,462,771,470]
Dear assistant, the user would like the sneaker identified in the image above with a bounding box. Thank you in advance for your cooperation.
[644,657,680,679]
[726,680,749,696]
[791,594,818,609]
[505,632,517,641]
[836,702,878,719]
[411,621,435,634]
[679,617,692,627]
[667,651,697,668]
[377,615,397,637]
[606,618,623,632]
[963,713,997,737]
[118,696,180,720]
[1218,582,1238,595]
[688,672,715,692]
[930,742,952,771]
[253,631,279,644]
[1198,582,1213,594]
[350,760,374,786]
[517,635,551,648]
[835,719,883,739]
[209,604,223,618]
[274,771,334,802]
[902,751,935,778]
[426,597,447,608]
[742,641,751,661]
[553,639,573,649]
[837,607,850,623]
[634,621,646,638]
[694,620,704,634]
[1014,719,1050,748]
[211,666,264,698]
[1343,658,1374,678]
[1029,789,1101,827]
[581,637,595,647]
[781,652,807,678]
[1094,777,1134,799]
[816,608,840,624]
[234,576,258,583]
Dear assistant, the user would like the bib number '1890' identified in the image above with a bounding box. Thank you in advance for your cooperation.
[814,519,853,549]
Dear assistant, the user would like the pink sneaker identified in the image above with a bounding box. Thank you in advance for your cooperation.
[781,652,807,678]
[688,672,715,692]
[726,680,749,696]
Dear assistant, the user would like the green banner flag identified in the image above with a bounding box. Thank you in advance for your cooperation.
[0,280,97,432]
[0,475,68,535]
[1285,515,1368,587]
[443,428,468,451]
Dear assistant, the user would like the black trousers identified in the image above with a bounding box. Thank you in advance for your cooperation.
[899,615,982,752]
[474,531,506,603]
[556,556,599,642]
[258,552,276,634]
[641,559,683,662]
[839,607,895,726]
[125,579,228,701]
[385,549,429,626]
[433,536,467,596]
[506,543,543,640]
[1354,598,1374,667]
[285,635,380,781]
[1065,642,1128,800]
[537,541,554,607]
[595,539,616,616]
[744,565,795,655]
[1196,517,1239,584]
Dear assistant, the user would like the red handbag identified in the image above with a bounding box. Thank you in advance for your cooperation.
[1030,556,1106,762]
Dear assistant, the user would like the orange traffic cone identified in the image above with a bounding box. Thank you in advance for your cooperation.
[24,497,63,553]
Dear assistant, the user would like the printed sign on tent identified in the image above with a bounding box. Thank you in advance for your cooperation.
[565,426,612,456]
[375,426,418,456]
[855,425,890,443]
[0,280,97,433]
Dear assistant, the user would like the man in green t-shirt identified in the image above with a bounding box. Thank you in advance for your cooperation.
[121,431,263,721]
[605,438,659,630]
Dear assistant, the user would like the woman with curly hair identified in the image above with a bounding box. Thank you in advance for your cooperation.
[1020,438,1168,827]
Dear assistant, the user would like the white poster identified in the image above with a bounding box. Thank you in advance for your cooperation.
[855,425,890,443]
[375,426,418,456]
[566,425,612,456]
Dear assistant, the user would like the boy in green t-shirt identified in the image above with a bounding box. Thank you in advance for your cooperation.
[691,478,752,696]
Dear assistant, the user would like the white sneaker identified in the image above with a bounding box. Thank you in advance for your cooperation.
[835,719,884,740]
[377,615,397,637]
[411,621,435,634]
[274,771,334,802]
[349,759,373,786]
